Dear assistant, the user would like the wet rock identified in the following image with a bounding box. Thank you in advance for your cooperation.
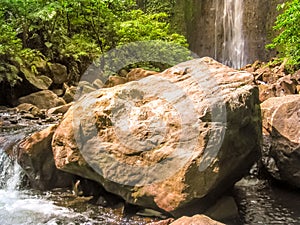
[22,113,36,120]
[48,63,69,85]
[17,103,44,118]
[52,57,261,217]
[261,95,300,188]
[170,215,224,225]
[18,90,66,109]
[17,125,74,190]
[137,208,167,219]
[9,117,19,124]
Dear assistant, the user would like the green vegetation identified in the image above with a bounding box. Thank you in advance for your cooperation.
[267,0,300,71]
[0,0,188,86]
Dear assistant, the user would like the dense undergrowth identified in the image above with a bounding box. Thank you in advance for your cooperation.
[0,0,187,86]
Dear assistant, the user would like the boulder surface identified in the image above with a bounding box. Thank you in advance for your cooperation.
[17,125,74,190]
[52,57,261,216]
[261,95,300,187]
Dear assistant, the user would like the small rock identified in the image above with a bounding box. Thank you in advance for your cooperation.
[119,69,128,77]
[52,89,64,97]
[17,103,43,118]
[48,63,69,85]
[22,113,36,120]
[9,118,18,124]
[137,208,167,219]
[45,116,56,122]
[18,90,66,109]
[92,79,104,89]
[104,76,127,87]
[48,102,73,115]
[63,86,77,103]
[126,68,158,82]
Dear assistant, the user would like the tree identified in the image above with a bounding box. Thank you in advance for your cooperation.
[0,0,188,86]
[267,0,300,71]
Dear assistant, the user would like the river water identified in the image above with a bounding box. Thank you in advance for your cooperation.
[0,112,300,224]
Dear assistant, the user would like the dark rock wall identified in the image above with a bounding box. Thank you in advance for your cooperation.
[173,0,285,65]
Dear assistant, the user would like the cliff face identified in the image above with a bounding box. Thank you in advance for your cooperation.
[173,0,285,65]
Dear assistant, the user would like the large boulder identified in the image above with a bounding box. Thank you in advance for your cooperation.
[20,66,53,90]
[261,95,300,187]
[18,90,66,109]
[52,57,261,216]
[17,125,74,190]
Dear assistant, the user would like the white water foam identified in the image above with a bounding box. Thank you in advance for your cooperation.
[0,148,78,225]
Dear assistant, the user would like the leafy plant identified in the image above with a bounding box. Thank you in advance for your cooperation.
[267,0,300,71]
[0,0,189,86]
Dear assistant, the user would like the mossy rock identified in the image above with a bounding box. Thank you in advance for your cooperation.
[20,66,52,90]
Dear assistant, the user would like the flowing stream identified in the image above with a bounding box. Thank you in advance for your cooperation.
[215,0,247,69]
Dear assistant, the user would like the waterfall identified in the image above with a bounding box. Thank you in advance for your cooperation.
[0,136,75,225]
[0,135,25,190]
[0,153,23,190]
[215,0,246,69]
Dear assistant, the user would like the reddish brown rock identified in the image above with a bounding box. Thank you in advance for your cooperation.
[126,68,158,82]
[146,218,175,225]
[17,125,74,190]
[259,74,299,102]
[147,215,224,225]
[261,95,300,187]
[52,57,261,216]
[170,215,224,225]
[105,76,127,87]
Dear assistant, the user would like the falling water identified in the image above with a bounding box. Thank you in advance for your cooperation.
[215,0,247,69]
